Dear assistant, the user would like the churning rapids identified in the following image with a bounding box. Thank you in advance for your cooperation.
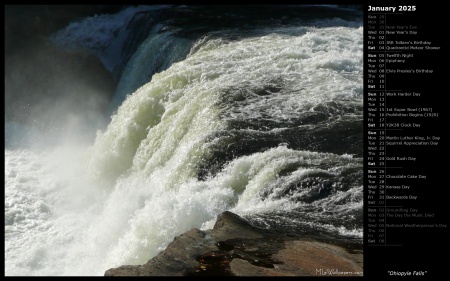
[5,5,363,276]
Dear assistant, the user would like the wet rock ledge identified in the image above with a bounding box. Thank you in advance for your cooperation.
[104,211,363,276]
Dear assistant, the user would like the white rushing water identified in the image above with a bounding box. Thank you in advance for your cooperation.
[5,21,363,276]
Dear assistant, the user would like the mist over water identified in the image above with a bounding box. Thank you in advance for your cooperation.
[5,5,363,276]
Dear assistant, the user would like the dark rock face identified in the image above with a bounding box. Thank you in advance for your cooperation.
[5,39,115,128]
[104,211,363,276]
[5,5,125,54]
[5,5,120,142]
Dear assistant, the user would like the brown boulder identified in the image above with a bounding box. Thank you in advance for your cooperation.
[105,211,363,276]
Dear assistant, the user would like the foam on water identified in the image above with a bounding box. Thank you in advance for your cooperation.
[111,32,192,112]
[5,147,106,275]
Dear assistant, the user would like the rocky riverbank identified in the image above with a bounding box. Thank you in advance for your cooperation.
[105,211,363,276]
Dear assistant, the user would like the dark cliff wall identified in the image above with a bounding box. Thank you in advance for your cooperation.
[5,5,124,137]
